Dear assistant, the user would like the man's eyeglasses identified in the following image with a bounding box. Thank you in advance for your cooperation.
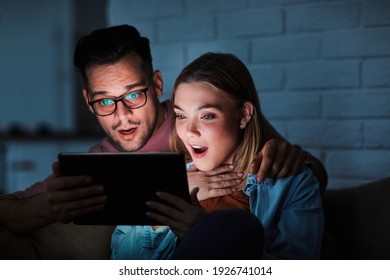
[88,86,149,116]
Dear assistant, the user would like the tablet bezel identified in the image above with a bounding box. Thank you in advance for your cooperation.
[58,152,190,225]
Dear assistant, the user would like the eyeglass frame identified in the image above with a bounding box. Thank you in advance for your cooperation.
[87,83,150,117]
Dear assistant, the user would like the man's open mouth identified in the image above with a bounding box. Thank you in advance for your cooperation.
[119,128,137,134]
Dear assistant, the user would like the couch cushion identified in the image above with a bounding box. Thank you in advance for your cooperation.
[30,223,114,259]
[0,227,37,259]
[322,177,390,259]
[0,223,114,260]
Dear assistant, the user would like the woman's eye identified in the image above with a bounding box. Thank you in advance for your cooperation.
[202,114,216,120]
[175,114,186,120]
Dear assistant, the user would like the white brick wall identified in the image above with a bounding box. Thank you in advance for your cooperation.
[107,0,390,189]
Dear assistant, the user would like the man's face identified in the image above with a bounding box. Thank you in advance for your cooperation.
[83,54,163,152]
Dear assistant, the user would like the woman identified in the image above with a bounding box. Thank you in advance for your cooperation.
[111,52,324,259]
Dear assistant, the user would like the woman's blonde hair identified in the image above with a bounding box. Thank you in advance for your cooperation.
[170,52,265,175]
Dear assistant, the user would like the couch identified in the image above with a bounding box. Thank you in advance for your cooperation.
[1,177,390,259]
[0,223,114,259]
[321,176,390,259]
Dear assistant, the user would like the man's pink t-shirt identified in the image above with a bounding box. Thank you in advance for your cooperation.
[0,105,171,199]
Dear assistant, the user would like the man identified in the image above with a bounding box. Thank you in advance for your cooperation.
[0,24,327,259]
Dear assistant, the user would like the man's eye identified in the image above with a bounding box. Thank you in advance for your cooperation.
[101,99,114,106]
[125,92,140,100]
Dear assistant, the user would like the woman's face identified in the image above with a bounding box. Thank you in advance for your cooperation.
[174,82,242,171]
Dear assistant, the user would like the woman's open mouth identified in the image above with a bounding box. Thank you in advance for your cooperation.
[190,145,208,158]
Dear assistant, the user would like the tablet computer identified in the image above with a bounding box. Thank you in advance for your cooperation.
[58,152,190,225]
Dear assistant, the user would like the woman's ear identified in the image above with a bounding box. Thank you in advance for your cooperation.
[239,102,254,129]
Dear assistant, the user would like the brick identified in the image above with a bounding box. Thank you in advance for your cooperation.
[252,35,320,62]
[323,28,390,58]
[187,0,246,12]
[306,148,322,158]
[286,120,363,148]
[136,23,156,43]
[248,0,317,6]
[266,120,287,138]
[158,68,182,97]
[323,90,390,118]
[287,61,359,89]
[325,150,390,180]
[107,0,183,20]
[249,65,284,91]
[327,177,374,190]
[106,18,157,43]
[158,15,214,43]
[363,58,390,87]
[187,41,249,64]
[364,120,390,148]
[217,8,283,38]
[362,0,390,26]
[287,1,359,32]
[152,44,185,69]
[260,92,321,118]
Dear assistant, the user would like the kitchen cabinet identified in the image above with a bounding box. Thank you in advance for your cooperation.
[0,139,99,194]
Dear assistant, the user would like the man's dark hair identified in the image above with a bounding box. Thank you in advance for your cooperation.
[73,24,153,85]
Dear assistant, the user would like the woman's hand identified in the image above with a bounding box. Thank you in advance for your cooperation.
[187,164,243,201]
[145,191,206,239]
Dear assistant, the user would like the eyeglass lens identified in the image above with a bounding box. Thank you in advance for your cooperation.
[92,88,147,116]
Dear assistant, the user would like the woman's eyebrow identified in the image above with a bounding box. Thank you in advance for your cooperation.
[197,104,223,111]
[173,103,223,111]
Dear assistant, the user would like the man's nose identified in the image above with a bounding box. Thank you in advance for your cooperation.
[115,100,133,118]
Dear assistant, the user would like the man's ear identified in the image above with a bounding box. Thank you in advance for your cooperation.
[239,102,254,128]
[82,88,94,113]
[152,70,164,99]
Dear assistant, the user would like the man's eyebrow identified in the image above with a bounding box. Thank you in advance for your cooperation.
[173,103,223,111]
[89,81,146,96]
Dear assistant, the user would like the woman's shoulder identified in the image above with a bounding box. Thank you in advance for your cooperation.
[244,165,322,211]
[244,165,320,197]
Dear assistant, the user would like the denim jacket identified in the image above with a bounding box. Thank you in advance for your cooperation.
[111,164,324,259]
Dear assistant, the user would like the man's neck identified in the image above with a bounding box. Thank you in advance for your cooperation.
[153,101,168,134]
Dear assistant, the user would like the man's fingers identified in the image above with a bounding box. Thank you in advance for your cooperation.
[250,153,262,174]
[49,176,93,191]
[275,148,297,178]
[275,146,306,178]
[291,150,306,174]
[255,141,277,182]
[52,161,62,177]
[47,184,105,204]
[56,203,106,223]
[267,142,289,178]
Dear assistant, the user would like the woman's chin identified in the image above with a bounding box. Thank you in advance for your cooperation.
[192,161,219,172]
